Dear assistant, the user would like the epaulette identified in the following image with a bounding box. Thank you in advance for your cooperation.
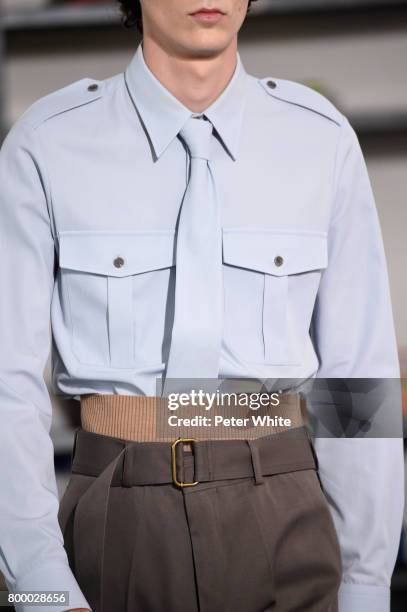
[258,77,343,127]
[20,78,104,129]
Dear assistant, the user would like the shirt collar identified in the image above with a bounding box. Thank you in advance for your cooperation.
[124,42,249,161]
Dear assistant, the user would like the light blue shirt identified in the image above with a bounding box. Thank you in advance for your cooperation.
[0,41,404,612]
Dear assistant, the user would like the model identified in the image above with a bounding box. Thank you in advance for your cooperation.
[0,1,404,611]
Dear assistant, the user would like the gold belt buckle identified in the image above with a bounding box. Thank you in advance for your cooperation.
[171,438,199,488]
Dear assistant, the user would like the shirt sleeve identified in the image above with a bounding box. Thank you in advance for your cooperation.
[309,116,405,612]
[0,119,91,612]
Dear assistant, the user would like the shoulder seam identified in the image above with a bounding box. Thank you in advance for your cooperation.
[20,78,104,130]
[258,77,344,127]
[31,95,103,130]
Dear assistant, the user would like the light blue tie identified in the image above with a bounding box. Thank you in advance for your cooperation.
[163,115,223,394]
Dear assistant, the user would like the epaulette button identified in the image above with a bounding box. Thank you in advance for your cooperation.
[87,83,99,92]
[266,79,277,89]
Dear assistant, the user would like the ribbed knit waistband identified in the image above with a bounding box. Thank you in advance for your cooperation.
[80,393,305,442]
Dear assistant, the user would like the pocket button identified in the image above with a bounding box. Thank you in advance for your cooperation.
[274,255,284,267]
[113,256,125,268]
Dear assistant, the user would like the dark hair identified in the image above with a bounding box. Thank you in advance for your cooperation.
[118,1,259,33]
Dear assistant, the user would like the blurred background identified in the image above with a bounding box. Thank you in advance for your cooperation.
[0,0,406,609]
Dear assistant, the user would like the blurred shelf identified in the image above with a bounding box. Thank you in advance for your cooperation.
[2,0,407,31]
[350,111,407,136]
[253,0,407,16]
[2,3,120,31]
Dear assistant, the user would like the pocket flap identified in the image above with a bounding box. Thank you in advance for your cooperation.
[59,230,175,277]
[222,228,328,276]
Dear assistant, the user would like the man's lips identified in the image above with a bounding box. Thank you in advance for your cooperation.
[190,8,225,21]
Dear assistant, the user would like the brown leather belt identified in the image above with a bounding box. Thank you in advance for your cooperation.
[80,392,305,442]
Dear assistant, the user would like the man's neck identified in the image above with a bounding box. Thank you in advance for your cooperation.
[141,38,238,113]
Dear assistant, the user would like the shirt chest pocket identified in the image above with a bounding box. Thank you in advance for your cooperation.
[58,230,175,370]
[222,229,328,366]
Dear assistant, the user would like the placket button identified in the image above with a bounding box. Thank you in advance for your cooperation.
[274,255,284,267]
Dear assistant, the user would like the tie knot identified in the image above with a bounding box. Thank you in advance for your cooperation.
[179,115,213,161]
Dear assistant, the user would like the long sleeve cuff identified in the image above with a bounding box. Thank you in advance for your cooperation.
[338,582,390,612]
[9,562,91,612]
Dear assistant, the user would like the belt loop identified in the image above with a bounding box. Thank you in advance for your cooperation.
[305,428,325,492]
[206,441,213,480]
[247,439,265,485]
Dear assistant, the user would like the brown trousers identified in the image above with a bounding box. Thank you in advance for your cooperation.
[58,427,342,612]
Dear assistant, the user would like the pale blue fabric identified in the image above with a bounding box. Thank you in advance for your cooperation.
[0,41,404,612]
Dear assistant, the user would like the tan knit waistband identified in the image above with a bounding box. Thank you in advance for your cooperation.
[80,393,305,442]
